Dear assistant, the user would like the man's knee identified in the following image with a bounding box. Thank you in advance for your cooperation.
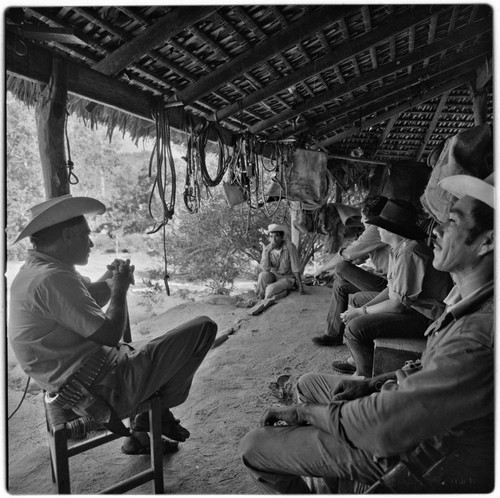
[333,260,355,279]
[296,372,319,402]
[239,427,263,466]
[344,316,375,345]
[258,271,275,284]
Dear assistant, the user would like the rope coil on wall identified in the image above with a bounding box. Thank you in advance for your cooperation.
[147,101,176,234]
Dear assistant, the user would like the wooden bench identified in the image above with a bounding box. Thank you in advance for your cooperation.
[372,337,426,376]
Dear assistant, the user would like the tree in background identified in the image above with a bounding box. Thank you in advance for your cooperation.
[6,94,315,294]
[6,94,45,258]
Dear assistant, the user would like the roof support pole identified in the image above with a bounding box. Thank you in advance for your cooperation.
[35,56,70,199]
[470,58,491,126]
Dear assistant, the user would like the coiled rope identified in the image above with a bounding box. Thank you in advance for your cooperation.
[147,102,176,234]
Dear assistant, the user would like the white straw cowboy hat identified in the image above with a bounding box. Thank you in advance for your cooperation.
[267,223,289,234]
[438,172,494,209]
[15,194,106,243]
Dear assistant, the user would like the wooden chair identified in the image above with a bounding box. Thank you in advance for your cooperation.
[44,393,164,494]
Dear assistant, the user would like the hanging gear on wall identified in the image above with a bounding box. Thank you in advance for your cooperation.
[223,134,250,207]
[148,101,177,296]
[147,101,177,234]
[183,114,202,214]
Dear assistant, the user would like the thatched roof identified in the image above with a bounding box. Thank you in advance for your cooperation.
[5,4,493,165]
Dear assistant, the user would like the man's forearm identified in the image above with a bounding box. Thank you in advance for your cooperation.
[365,297,406,314]
[87,281,111,307]
[106,288,128,338]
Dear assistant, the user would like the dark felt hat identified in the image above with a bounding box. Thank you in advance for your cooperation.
[366,199,426,240]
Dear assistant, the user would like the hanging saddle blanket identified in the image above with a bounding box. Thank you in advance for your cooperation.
[266,149,329,207]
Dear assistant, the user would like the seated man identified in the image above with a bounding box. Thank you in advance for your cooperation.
[256,223,304,300]
[9,194,217,454]
[313,195,390,346]
[239,173,494,493]
[332,199,451,377]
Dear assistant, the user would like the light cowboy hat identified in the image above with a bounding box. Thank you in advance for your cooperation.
[267,223,289,234]
[15,194,106,243]
[438,172,494,209]
[366,199,426,240]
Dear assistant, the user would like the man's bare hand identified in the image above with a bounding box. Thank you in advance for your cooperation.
[260,405,307,427]
[331,378,374,401]
[108,259,135,292]
[340,307,364,325]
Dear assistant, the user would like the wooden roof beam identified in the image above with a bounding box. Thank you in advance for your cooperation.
[92,7,219,76]
[302,52,486,143]
[214,5,445,125]
[262,22,491,138]
[414,91,450,161]
[373,115,398,156]
[318,73,474,149]
[178,5,357,104]
[6,36,235,147]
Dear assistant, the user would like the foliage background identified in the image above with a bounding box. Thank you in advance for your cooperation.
[5,93,299,292]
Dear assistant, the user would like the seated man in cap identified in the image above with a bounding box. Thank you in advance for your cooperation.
[332,199,450,377]
[256,223,304,301]
[312,195,390,346]
[239,173,494,493]
[8,194,217,454]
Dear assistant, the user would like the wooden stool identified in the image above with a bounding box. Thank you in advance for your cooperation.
[44,394,164,494]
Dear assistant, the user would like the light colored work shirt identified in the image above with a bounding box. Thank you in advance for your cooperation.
[260,240,301,278]
[332,281,493,470]
[341,225,389,276]
[386,239,450,320]
[8,250,112,392]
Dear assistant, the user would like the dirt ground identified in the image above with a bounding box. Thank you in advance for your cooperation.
[6,255,350,494]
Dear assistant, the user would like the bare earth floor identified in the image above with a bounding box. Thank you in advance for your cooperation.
[7,281,350,494]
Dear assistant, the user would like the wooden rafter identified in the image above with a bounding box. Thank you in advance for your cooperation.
[92,7,219,76]
[313,56,486,142]
[318,72,474,148]
[6,36,235,146]
[373,114,398,157]
[260,22,491,138]
[178,5,357,104]
[414,91,450,161]
[213,5,444,124]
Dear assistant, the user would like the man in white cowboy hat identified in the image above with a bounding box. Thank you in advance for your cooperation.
[256,223,304,301]
[239,172,494,493]
[8,194,217,454]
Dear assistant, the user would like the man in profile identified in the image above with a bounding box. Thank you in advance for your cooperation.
[240,173,494,493]
[9,194,217,454]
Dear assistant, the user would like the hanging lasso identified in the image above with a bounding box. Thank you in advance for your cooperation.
[147,101,176,234]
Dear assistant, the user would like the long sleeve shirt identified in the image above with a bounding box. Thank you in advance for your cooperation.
[260,240,301,278]
[328,281,494,476]
[341,225,390,276]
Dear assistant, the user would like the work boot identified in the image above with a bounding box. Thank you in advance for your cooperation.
[312,334,343,346]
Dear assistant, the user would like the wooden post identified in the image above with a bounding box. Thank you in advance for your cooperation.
[470,87,487,126]
[469,58,491,126]
[35,57,70,199]
[290,201,301,248]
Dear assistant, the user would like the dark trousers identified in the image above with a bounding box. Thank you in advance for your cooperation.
[92,315,217,420]
[345,292,430,377]
[326,261,387,340]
